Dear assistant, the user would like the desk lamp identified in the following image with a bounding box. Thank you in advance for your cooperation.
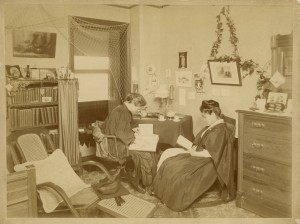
[155,84,174,116]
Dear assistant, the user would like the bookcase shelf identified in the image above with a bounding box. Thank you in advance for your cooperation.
[10,123,59,132]
[7,80,59,139]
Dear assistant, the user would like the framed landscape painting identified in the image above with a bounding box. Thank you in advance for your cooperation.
[13,30,57,58]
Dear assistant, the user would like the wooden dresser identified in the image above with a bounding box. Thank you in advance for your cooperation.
[236,110,292,217]
[7,167,37,217]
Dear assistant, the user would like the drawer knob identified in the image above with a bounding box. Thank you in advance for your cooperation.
[251,187,263,195]
[251,142,264,149]
[251,165,265,173]
[251,122,265,128]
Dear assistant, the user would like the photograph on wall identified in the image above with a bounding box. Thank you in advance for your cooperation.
[175,70,192,87]
[178,52,187,69]
[13,30,57,58]
[195,79,204,93]
[208,60,242,86]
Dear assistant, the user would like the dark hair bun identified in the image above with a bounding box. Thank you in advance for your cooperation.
[201,100,219,108]
[200,100,221,116]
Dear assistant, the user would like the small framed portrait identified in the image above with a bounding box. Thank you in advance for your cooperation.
[208,60,242,86]
[265,92,288,112]
[195,79,204,93]
[178,52,187,69]
[5,65,22,79]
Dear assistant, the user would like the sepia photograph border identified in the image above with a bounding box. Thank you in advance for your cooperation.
[1,1,300,224]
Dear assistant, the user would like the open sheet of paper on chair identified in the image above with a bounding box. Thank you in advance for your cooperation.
[129,134,159,152]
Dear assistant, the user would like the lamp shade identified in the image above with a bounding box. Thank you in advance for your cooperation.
[155,84,169,98]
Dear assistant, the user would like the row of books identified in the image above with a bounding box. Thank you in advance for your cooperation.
[9,87,58,105]
[9,106,58,129]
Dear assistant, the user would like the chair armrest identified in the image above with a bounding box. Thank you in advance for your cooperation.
[37,182,80,217]
[72,161,120,182]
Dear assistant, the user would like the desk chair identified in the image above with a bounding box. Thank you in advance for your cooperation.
[90,120,124,164]
[7,128,120,217]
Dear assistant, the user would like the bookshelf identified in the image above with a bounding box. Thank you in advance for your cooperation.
[7,79,60,149]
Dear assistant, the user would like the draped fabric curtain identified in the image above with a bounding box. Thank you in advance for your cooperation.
[69,17,131,114]
[108,25,131,113]
[58,79,80,165]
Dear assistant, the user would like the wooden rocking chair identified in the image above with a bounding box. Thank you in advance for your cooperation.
[7,128,120,217]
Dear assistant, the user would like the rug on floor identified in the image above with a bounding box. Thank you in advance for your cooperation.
[80,170,260,218]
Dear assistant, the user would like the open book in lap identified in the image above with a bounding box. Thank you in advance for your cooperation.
[176,135,193,150]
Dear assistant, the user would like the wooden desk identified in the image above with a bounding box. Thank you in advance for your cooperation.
[132,115,194,147]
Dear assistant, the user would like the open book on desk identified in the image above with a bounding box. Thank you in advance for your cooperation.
[129,124,159,152]
[177,135,193,150]
[129,134,159,152]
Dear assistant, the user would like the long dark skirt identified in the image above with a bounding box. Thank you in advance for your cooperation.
[129,151,158,187]
[152,153,217,211]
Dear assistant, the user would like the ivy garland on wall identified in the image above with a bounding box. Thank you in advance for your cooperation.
[209,6,259,78]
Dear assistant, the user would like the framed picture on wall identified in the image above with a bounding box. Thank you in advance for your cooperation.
[13,30,57,58]
[175,70,192,87]
[178,52,187,69]
[208,60,242,86]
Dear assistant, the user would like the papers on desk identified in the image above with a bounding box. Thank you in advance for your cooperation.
[129,124,158,152]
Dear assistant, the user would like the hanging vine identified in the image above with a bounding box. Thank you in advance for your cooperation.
[209,6,259,78]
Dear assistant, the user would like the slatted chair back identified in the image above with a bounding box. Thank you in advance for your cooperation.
[17,134,49,162]
[7,128,56,165]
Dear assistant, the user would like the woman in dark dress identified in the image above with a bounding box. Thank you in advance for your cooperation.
[98,93,157,192]
[151,100,236,211]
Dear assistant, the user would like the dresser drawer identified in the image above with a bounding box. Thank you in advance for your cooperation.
[240,194,291,218]
[243,115,291,139]
[243,154,291,189]
[242,176,291,206]
[243,134,291,164]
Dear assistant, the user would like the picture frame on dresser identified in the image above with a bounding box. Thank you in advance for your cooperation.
[265,92,288,112]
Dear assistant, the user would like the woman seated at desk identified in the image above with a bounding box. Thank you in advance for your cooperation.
[98,93,157,193]
[151,100,235,211]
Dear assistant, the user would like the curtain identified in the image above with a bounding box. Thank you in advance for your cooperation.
[58,79,80,165]
[108,24,131,113]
